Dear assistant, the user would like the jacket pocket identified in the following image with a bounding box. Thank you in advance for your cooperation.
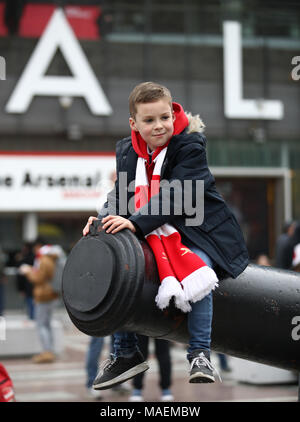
[199,207,231,232]
[200,208,244,261]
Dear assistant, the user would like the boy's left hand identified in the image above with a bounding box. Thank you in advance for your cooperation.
[101,215,136,234]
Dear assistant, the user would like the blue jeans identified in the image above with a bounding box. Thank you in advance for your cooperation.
[186,242,213,358]
[86,337,105,388]
[114,240,214,361]
[35,301,56,352]
[0,283,4,316]
[25,296,35,320]
[86,336,115,387]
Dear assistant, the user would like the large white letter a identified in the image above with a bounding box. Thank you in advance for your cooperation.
[5,8,112,115]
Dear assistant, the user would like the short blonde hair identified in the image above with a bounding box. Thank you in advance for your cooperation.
[129,81,172,118]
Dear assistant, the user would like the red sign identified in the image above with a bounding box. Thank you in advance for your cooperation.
[0,3,101,39]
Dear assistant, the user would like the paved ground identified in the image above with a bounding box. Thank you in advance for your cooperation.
[1,311,299,403]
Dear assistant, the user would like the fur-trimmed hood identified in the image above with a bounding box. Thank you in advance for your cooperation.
[186,112,206,134]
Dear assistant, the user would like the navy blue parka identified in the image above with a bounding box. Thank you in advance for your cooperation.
[98,129,249,279]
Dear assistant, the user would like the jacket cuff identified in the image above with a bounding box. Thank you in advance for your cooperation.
[130,220,144,239]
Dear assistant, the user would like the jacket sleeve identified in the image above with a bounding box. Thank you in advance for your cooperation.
[129,141,213,236]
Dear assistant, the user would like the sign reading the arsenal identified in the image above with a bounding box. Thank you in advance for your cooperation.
[0,153,116,212]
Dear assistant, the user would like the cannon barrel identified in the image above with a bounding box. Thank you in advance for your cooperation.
[62,221,300,371]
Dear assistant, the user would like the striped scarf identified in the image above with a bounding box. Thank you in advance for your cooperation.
[134,147,218,312]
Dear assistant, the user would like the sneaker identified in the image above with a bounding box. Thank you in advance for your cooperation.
[129,389,144,402]
[32,351,55,364]
[161,392,174,402]
[188,349,220,383]
[93,351,149,390]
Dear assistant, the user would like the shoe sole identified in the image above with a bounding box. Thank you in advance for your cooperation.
[93,362,149,390]
[189,372,215,383]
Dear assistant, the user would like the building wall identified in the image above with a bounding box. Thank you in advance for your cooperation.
[0,37,299,142]
[0,1,299,266]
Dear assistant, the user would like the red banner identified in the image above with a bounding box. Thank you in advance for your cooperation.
[0,3,101,39]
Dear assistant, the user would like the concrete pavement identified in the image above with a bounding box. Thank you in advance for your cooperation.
[1,310,298,403]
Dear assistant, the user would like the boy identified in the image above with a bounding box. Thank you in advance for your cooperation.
[83,82,249,389]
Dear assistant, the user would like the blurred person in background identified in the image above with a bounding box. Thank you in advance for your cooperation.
[129,335,173,402]
[275,221,296,269]
[86,336,105,400]
[255,254,271,266]
[292,243,300,273]
[216,352,231,374]
[291,223,300,273]
[285,221,300,270]
[0,245,6,316]
[15,242,35,320]
[19,238,61,363]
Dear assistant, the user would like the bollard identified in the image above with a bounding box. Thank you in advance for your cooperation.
[62,220,300,371]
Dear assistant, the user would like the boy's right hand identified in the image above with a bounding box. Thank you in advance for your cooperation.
[83,216,99,236]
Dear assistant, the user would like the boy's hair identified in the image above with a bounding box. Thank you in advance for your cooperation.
[129,81,172,118]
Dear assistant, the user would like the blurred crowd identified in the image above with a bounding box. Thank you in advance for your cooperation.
[254,220,300,271]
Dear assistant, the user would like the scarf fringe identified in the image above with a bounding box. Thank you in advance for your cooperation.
[181,266,219,303]
[155,276,192,313]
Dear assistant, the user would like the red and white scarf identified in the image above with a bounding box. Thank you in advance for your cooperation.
[132,103,218,312]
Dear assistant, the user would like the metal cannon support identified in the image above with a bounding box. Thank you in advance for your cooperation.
[62,221,300,372]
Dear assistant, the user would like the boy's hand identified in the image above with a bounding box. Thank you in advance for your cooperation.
[101,215,136,234]
[83,216,99,236]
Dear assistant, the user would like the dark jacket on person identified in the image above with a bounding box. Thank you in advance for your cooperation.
[16,250,35,297]
[277,221,300,270]
[98,117,249,279]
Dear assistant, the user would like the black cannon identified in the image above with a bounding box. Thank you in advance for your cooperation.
[62,220,300,372]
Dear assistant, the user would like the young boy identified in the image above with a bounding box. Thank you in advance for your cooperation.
[83,82,249,389]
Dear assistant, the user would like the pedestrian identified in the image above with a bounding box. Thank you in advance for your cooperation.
[216,353,231,373]
[255,254,271,266]
[86,336,105,399]
[0,245,6,316]
[291,222,300,272]
[83,81,249,390]
[292,243,300,272]
[274,221,296,269]
[19,238,60,363]
[15,242,35,320]
[0,363,16,402]
[129,335,173,402]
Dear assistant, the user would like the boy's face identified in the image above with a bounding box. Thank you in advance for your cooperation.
[129,99,175,151]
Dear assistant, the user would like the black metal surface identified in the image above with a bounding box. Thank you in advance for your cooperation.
[62,220,300,371]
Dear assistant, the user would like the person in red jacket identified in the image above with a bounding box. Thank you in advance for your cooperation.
[83,82,249,390]
[0,363,16,402]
